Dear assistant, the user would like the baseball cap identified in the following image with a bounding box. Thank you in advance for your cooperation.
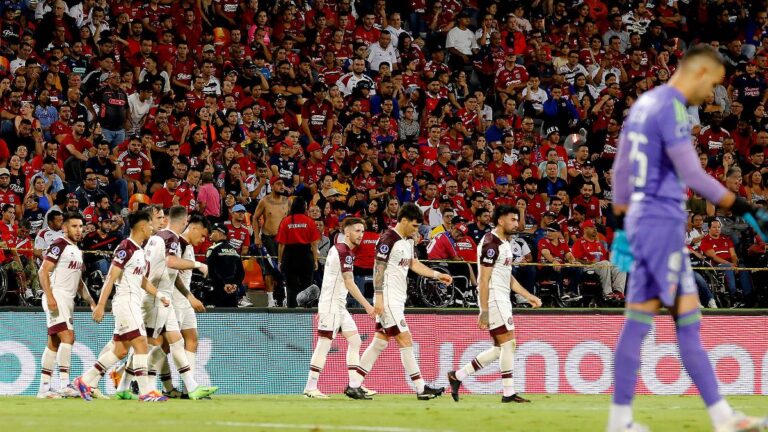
[0,168,9,176]
[581,220,596,229]
[326,188,341,197]
[307,142,322,153]
[270,176,283,186]
[495,176,509,185]
[66,193,78,200]
[454,223,468,235]
[471,160,486,168]
[232,204,247,212]
[274,93,286,101]
[583,160,594,168]
[546,222,561,232]
[203,44,216,53]
[312,81,328,92]
[97,212,113,223]
[212,223,228,235]
[456,10,470,19]
[451,215,466,225]
[546,126,560,136]
[520,146,531,154]
[543,211,557,219]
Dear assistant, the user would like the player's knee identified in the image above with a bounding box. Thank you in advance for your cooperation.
[394,332,413,348]
[372,336,389,352]
[59,330,74,344]
[346,333,362,349]
[113,344,129,359]
[500,338,516,353]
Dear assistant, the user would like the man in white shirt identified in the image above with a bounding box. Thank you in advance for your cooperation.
[126,82,154,136]
[368,31,399,72]
[446,11,479,72]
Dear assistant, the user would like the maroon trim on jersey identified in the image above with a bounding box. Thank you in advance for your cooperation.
[111,239,139,269]
[113,328,142,341]
[336,243,355,273]
[47,321,69,335]
[375,229,401,263]
[317,329,334,339]
[375,321,401,337]
[157,229,180,256]
[44,237,71,266]
[489,325,509,337]
[479,232,502,267]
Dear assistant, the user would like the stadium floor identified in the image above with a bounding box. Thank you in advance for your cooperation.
[3,394,766,431]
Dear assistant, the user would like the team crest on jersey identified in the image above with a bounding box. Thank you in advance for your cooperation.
[49,246,61,258]
[400,319,407,328]
[345,255,353,264]
[486,248,495,258]
[115,249,127,263]
[379,244,389,254]
[507,317,514,325]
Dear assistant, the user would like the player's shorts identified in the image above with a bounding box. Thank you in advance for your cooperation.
[174,305,198,331]
[317,310,357,339]
[42,292,74,335]
[488,299,514,336]
[113,299,146,341]
[626,216,697,308]
[375,302,408,336]
[142,302,181,339]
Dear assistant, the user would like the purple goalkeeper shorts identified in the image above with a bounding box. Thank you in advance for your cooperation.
[625,216,697,307]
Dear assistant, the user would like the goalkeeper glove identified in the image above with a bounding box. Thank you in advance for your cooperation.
[610,214,634,273]
[731,197,768,241]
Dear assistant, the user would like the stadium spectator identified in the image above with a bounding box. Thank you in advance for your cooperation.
[572,220,626,299]
[206,223,245,308]
[276,197,320,308]
[700,219,753,307]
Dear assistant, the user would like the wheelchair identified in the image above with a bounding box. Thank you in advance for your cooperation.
[0,258,34,306]
[690,255,730,308]
[413,262,474,308]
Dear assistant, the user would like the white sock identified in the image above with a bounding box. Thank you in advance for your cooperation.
[708,399,734,427]
[83,350,120,387]
[170,339,198,392]
[185,350,196,373]
[116,353,134,392]
[354,337,388,388]
[133,354,151,395]
[57,343,73,387]
[39,347,57,392]
[399,346,425,394]
[456,346,501,381]
[345,334,362,385]
[267,291,274,303]
[305,337,332,392]
[608,404,633,431]
[98,340,114,358]
[499,339,516,397]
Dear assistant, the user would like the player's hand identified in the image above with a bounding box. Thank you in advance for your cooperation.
[189,296,206,312]
[364,303,376,319]
[373,303,383,317]
[159,295,171,307]
[610,229,634,273]
[436,272,453,285]
[198,263,209,277]
[92,304,104,323]
[740,202,768,241]
[477,310,489,330]
[527,295,543,309]
[47,295,58,313]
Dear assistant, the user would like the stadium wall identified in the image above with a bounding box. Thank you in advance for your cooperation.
[1,309,767,396]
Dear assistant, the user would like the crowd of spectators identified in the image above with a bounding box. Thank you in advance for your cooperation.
[0,0,767,307]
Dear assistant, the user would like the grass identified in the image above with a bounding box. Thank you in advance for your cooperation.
[3,394,767,431]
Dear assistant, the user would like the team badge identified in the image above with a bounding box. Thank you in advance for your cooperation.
[345,255,353,264]
[486,248,495,258]
[115,249,127,263]
[400,319,407,328]
[49,246,60,258]
[507,317,514,325]
[379,244,389,254]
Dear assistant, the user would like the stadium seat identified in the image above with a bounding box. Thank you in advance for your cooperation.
[242,258,265,290]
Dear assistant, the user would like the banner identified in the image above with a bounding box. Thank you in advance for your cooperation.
[1,311,766,396]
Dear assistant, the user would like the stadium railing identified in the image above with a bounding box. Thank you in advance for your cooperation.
[1,307,766,396]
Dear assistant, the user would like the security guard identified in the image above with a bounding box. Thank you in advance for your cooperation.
[206,223,245,307]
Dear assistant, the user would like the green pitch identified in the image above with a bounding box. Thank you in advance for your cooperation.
[3,394,766,431]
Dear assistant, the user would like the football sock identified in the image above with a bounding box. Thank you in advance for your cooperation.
[170,339,198,392]
[675,310,732,425]
[116,354,135,392]
[159,354,173,392]
[456,346,501,381]
[57,343,72,387]
[267,291,274,303]
[306,337,332,392]
[83,350,120,387]
[354,337,388,388]
[346,333,362,386]
[133,354,151,395]
[185,350,196,373]
[39,347,56,393]
[609,310,653,430]
[399,346,425,394]
[499,339,516,397]
[98,340,114,357]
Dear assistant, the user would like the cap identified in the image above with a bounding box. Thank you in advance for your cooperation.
[97,212,114,223]
[203,44,216,53]
[270,176,284,186]
[456,10,471,19]
[581,220,596,229]
[66,193,78,200]
[583,160,594,167]
[451,215,466,225]
[546,222,561,232]
[454,223,468,235]
[212,223,228,235]
[546,126,560,136]
[326,188,341,197]
[520,146,531,153]
[232,204,247,212]
[543,211,557,218]
[274,93,286,100]
[307,142,322,153]
[0,168,9,176]
[495,176,509,185]
[471,160,486,168]
[312,81,328,92]
[355,80,372,90]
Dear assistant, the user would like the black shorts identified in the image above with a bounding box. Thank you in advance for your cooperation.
[259,234,279,276]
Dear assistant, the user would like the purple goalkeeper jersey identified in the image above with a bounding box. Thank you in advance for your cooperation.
[613,85,728,221]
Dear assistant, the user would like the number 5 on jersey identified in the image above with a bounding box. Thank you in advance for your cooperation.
[627,131,648,188]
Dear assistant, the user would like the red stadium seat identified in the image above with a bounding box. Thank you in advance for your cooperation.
[243,258,265,290]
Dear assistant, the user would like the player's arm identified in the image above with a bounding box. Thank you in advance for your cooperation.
[77,279,96,310]
[372,259,387,315]
[253,200,264,246]
[167,254,208,277]
[141,276,169,306]
[342,272,374,317]
[38,259,57,311]
[92,265,123,323]
[174,275,205,312]
[511,275,541,308]
[409,258,453,284]
[476,261,491,329]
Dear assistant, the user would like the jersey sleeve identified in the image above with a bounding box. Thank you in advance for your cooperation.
[43,240,66,265]
[479,238,500,267]
[111,241,132,269]
[374,230,398,262]
[337,245,355,273]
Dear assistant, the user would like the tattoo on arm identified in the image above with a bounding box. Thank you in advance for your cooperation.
[373,260,388,293]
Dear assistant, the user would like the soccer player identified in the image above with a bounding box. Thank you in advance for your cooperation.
[608,45,768,432]
[74,210,170,402]
[115,205,216,400]
[37,212,94,399]
[303,217,376,399]
[349,203,451,400]
[447,206,541,403]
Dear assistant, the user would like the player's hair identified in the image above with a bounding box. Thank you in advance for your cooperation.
[342,217,366,230]
[62,211,83,224]
[128,209,151,229]
[46,209,63,223]
[493,205,518,225]
[148,204,165,216]
[186,213,209,230]
[681,44,725,68]
[168,205,187,222]
[397,202,423,223]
